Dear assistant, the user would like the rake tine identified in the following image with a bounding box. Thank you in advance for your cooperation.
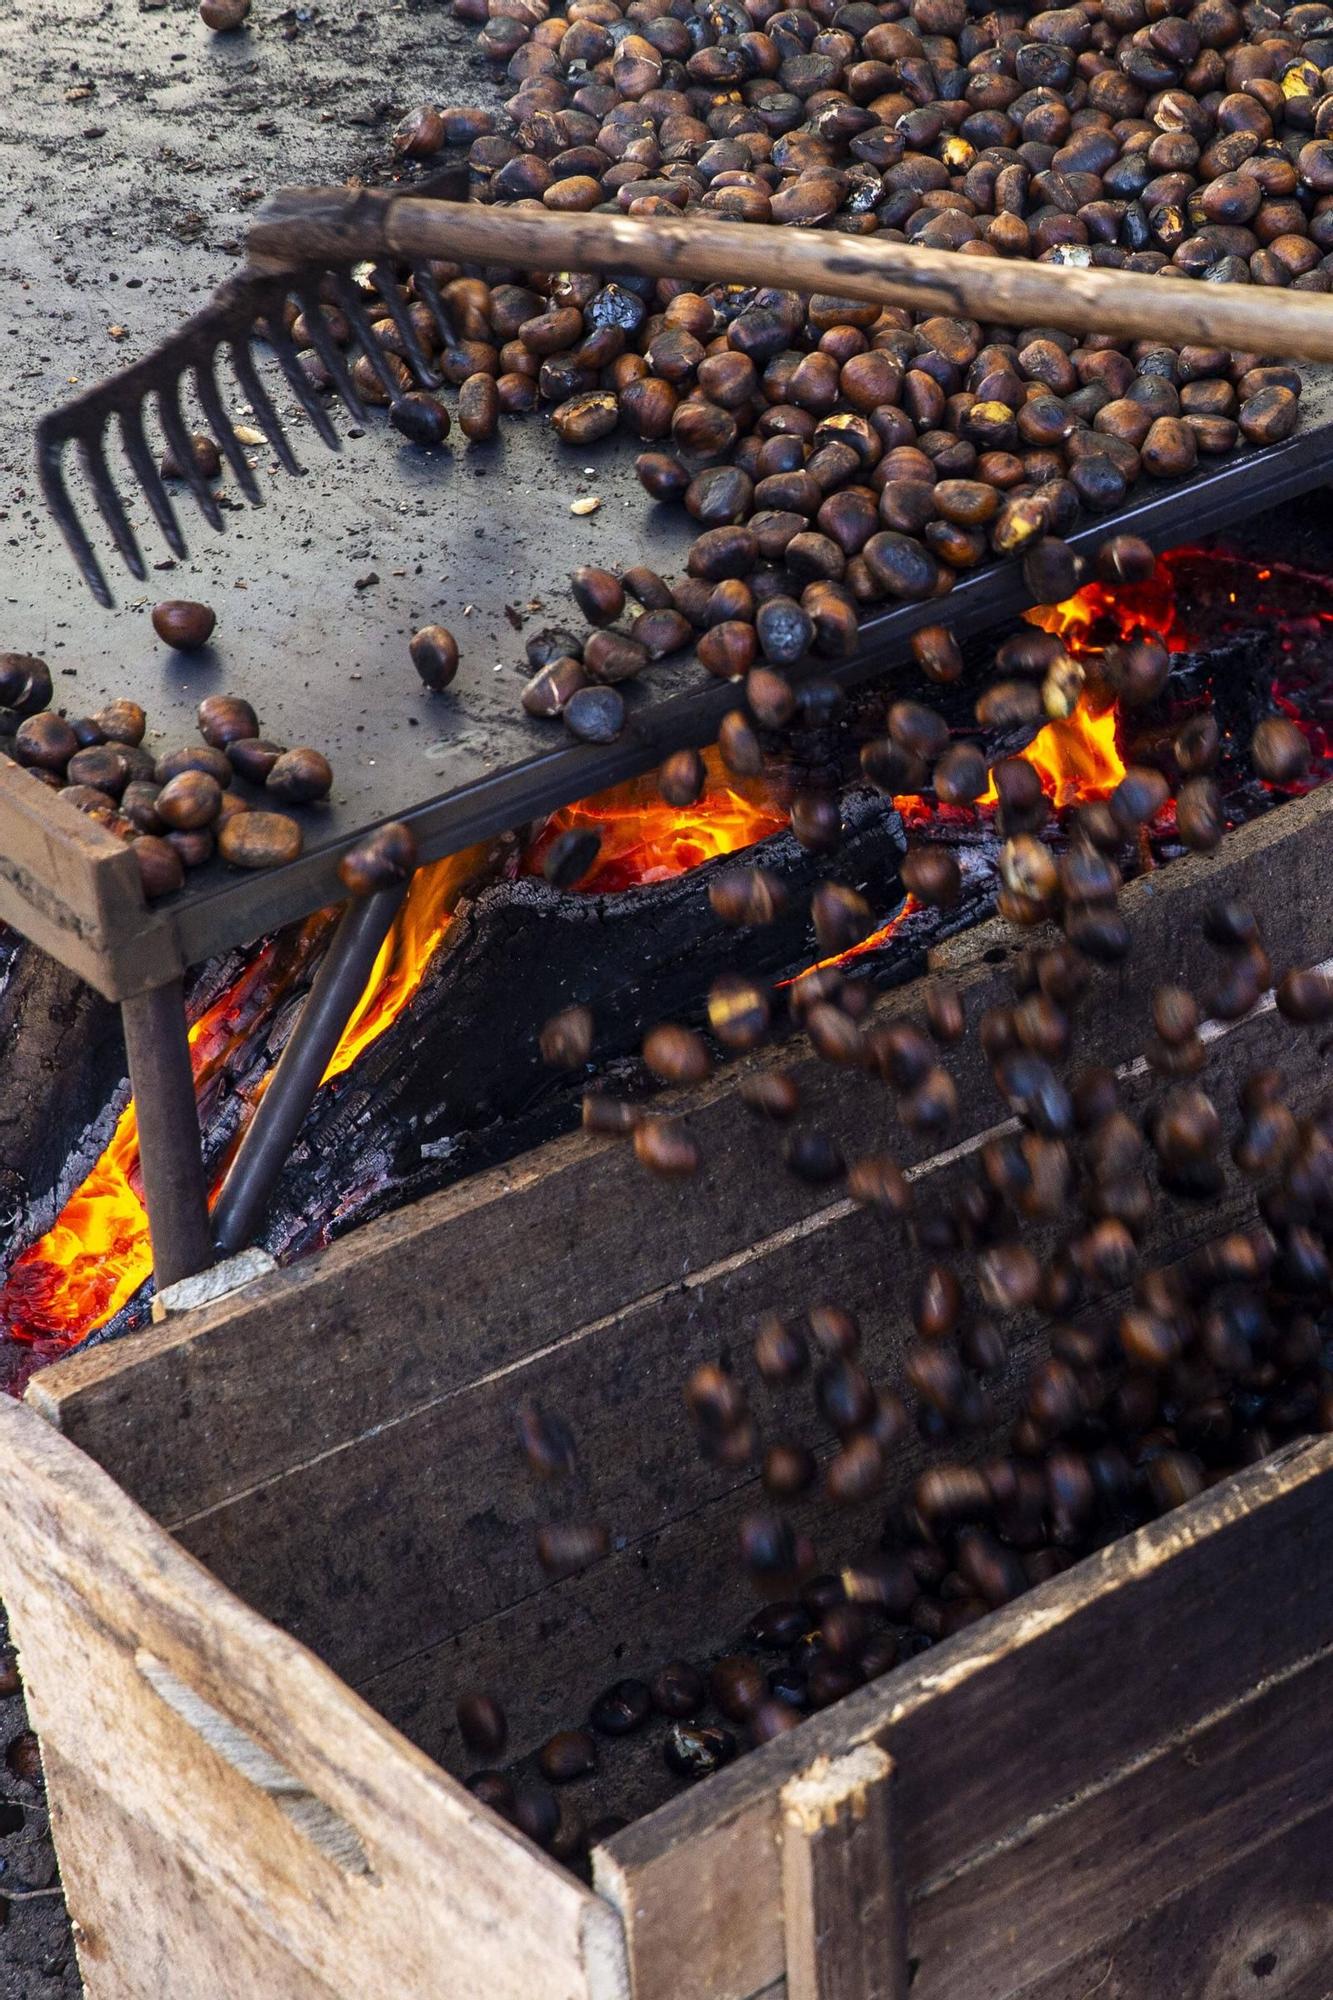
[79,429,148,583]
[229,339,303,476]
[369,262,441,388]
[194,358,263,505]
[408,262,459,354]
[261,311,342,452]
[329,272,405,404]
[118,405,187,560]
[296,282,370,425]
[35,422,114,607]
[157,380,225,533]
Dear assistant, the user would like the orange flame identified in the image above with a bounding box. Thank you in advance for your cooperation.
[1027,570,1184,654]
[318,846,482,1085]
[523,745,787,892]
[3,744,787,1352]
[978,700,1126,810]
[1,848,486,1346]
[969,568,1141,811]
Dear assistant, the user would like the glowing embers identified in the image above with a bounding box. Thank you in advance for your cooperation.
[1033,545,1333,657]
[796,895,924,978]
[1,848,484,1347]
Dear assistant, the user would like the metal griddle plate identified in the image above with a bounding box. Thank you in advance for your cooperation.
[13,360,1333,972]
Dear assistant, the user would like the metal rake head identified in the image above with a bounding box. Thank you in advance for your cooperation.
[36,175,467,606]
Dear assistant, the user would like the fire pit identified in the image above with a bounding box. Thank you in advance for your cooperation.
[3,509,1332,1376]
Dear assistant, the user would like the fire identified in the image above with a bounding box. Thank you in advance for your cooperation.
[971,563,1144,810]
[1028,568,1185,654]
[523,745,787,892]
[0,549,1240,1355]
[1,848,484,1347]
[978,700,1126,810]
[319,846,482,1085]
[1027,544,1333,659]
[4,747,789,1353]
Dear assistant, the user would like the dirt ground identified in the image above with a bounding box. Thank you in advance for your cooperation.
[0,0,499,468]
[0,1,507,1988]
[0,1617,76,1998]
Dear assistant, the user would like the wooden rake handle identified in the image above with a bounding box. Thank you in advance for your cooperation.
[250,186,1333,362]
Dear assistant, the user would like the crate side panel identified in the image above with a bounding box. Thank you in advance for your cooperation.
[0,1399,617,2000]
[168,990,1314,1729]
[597,1440,1333,2000]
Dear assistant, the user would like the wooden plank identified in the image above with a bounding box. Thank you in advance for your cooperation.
[909,1637,1333,1999]
[180,1146,1259,1743]
[128,993,1308,1714]
[0,754,179,999]
[353,1323,1038,1771]
[165,1186,891,1684]
[353,1068,1279,1776]
[594,1438,1333,2000]
[30,1086,855,1521]
[1014,1795,1333,2000]
[34,781,1333,1521]
[780,1747,905,2000]
[0,1397,628,2000]
[41,1744,348,2000]
[710,1787,1333,2000]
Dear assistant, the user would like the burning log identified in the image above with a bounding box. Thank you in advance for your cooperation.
[254,788,941,1261]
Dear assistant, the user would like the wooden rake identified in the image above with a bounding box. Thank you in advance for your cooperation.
[37,175,1333,604]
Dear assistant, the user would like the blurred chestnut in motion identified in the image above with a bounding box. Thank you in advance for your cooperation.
[337,821,418,896]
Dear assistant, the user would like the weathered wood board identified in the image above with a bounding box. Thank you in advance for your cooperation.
[5,785,1332,2000]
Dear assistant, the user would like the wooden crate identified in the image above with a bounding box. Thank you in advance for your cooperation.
[4,786,1333,2000]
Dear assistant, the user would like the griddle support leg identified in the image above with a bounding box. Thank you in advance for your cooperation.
[121,978,214,1292]
[211,882,409,1257]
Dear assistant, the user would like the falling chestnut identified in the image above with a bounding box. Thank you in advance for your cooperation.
[337,821,418,896]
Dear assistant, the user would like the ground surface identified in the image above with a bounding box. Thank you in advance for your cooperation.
[0,1616,76,1999]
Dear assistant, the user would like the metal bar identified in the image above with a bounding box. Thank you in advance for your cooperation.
[120,979,214,1290]
[211,882,408,1256]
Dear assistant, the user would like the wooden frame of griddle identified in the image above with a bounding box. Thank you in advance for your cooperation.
[3,781,1332,2000]
[1,410,1328,1295]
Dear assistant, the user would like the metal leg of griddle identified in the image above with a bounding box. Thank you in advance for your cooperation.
[121,977,215,1291]
[211,881,409,1258]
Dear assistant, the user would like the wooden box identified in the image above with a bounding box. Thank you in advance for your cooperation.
[3,787,1333,2000]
